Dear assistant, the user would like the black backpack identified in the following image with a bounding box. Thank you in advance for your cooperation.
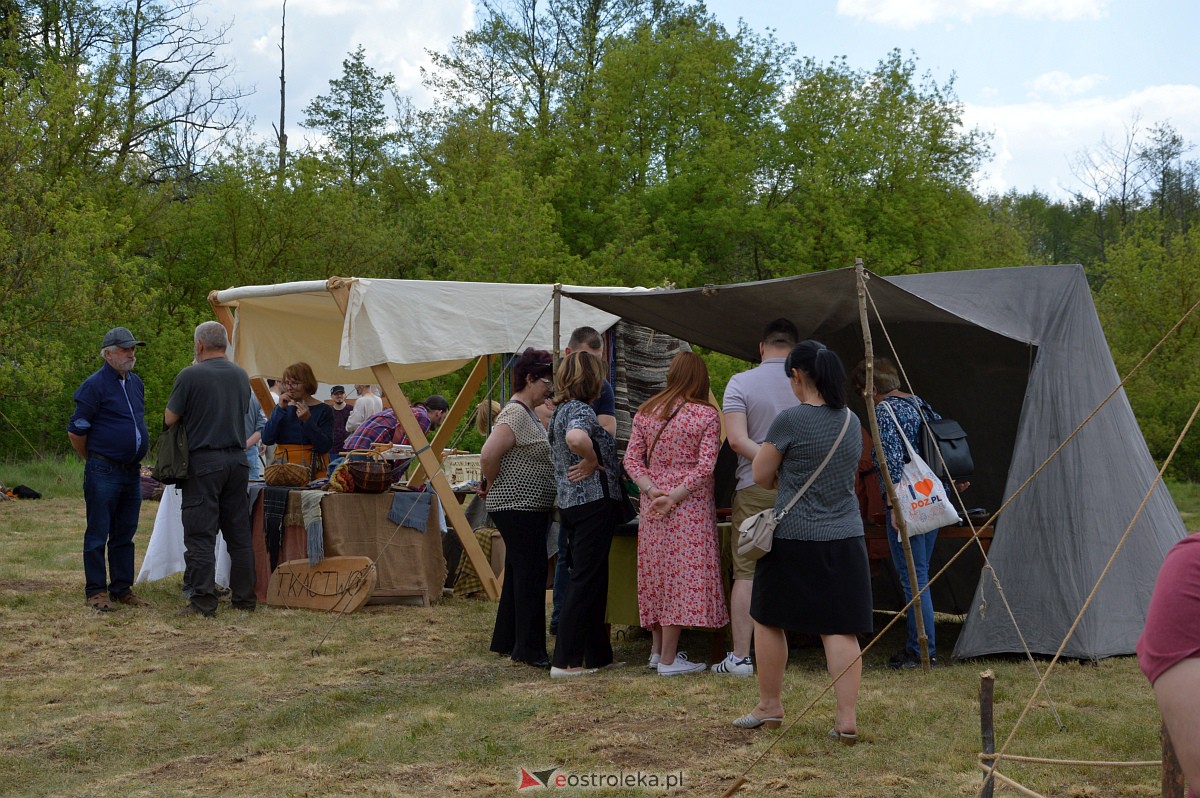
[914,399,973,483]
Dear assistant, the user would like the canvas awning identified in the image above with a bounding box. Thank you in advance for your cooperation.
[213,278,647,384]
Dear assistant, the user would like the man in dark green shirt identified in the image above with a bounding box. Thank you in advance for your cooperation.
[165,321,257,617]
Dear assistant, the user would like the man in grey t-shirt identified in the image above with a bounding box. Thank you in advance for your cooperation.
[715,319,801,676]
[165,321,257,617]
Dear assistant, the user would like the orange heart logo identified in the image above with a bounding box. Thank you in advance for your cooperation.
[915,479,935,497]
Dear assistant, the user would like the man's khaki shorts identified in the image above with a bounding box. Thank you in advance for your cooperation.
[730,484,778,581]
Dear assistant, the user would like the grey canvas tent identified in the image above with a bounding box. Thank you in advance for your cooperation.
[562,264,1187,660]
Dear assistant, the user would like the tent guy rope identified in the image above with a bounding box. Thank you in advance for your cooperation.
[977,393,1200,797]
[863,277,1066,727]
[719,269,1199,797]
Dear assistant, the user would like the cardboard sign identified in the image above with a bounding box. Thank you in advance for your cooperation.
[265,556,376,613]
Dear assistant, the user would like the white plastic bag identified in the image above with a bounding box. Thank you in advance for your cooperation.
[881,402,960,537]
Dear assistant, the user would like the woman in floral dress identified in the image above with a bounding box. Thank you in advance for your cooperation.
[624,352,729,676]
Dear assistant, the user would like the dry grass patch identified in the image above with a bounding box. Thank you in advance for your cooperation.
[0,497,1174,797]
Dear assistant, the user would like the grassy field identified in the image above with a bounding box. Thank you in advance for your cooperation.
[0,473,1195,797]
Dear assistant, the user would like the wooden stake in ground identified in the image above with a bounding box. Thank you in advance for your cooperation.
[1161,723,1185,798]
[980,669,996,798]
[854,259,931,671]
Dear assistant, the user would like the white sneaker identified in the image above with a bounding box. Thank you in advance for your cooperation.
[711,652,754,677]
[647,653,661,670]
[657,652,706,676]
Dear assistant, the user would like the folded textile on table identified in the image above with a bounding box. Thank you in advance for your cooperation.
[247,483,266,526]
[387,491,437,533]
[301,490,325,566]
[262,486,293,571]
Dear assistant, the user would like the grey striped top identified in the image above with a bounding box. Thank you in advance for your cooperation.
[764,404,864,542]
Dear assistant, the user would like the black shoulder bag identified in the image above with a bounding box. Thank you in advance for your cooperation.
[914,398,973,483]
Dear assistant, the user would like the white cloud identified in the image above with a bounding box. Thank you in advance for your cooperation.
[964,83,1200,198]
[837,0,1107,28]
[1027,70,1106,101]
[205,0,474,132]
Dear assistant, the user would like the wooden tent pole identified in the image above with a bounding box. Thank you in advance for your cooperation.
[407,355,491,486]
[209,290,275,421]
[552,283,562,370]
[854,259,932,671]
[325,277,500,601]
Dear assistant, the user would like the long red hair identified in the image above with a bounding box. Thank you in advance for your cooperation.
[640,352,712,419]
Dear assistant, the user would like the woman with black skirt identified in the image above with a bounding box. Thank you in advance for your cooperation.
[732,340,871,744]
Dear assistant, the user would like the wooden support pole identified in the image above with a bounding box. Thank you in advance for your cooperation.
[325,277,500,601]
[1162,723,1186,798]
[980,669,996,798]
[854,259,931,670]
[407,354,491,486]
[552,283,562,370]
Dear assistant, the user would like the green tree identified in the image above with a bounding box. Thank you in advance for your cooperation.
[415,115,578,283]
[552,8,791,285]
[1096,219,1200,478]
[302,45,396,188]
[773,50,995,276]
[0,62,156,454]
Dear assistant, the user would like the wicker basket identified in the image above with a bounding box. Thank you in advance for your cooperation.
[264,461,309,487]
[347,461,391,493]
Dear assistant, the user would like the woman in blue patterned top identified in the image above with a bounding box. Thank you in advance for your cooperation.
[547,352,622,677]
[735,341,868,745]
[853,356,951,671]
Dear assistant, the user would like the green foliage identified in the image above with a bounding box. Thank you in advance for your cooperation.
[302,45,397,188]
[775,50,999,276]
[4,0,1194,470]
[1096,220,1200,478]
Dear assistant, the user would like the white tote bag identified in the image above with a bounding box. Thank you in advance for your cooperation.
[880,402,961,537]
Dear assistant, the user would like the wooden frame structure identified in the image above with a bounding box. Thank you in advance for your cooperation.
[208,277,501,600]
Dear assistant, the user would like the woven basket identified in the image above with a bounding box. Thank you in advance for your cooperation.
[264,461,309,487]
[346,460,392,493]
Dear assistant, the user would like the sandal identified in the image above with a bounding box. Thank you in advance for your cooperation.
[732,712,783,730]
[87,593,115,612]
[827,728,858,746]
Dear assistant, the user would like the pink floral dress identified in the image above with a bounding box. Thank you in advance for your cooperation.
[623,401,729,629]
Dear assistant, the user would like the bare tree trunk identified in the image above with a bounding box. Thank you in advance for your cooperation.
[276,0,288,182]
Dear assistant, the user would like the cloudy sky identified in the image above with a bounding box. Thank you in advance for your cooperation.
[207,0,1199,199]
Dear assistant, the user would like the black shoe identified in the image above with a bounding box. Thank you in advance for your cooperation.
[521,657,551,670]
[178,604,215,618]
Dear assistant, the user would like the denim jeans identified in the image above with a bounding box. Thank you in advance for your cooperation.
[83,458,142,598]
[886,519,938,658]
[246,447,263,481]
[550,520,570,627]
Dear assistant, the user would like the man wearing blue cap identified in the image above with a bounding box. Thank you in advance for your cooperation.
[68,326,152,612]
